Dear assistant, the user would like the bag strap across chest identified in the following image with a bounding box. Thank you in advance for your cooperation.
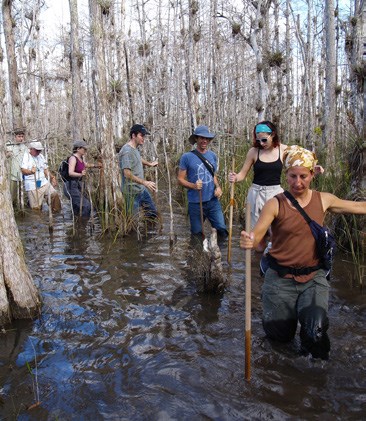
[283,190,313,224]
[190,150,215,177]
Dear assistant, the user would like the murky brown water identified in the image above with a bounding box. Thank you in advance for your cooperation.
[0,196,365,420]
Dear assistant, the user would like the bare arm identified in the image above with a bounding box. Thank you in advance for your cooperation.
[123,168,156,192]
[229,147,257,183]
[321,192,366,214]
[177,168,202,190]
[142,158,158,167]
[44,168,57,186]
[68,156,86,178]
[240,197,279,249]
[21,166,36,176]
[86,162,102,169]
[213,175,222,198]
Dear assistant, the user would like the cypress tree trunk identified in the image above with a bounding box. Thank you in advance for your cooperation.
[89,0,123,228]
[0,141,41,325]
[69,0,84,141]
[2,0,23,127]
[248,0,268,121]
[323,0,336,164]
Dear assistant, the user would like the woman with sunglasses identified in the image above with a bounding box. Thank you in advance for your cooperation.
[229,121,287,252]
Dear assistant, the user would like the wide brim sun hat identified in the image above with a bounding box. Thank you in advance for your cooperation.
[189,125,216,145]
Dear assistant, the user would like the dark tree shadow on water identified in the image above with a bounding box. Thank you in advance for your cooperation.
[0,319,36,413]
[169,282,224,328]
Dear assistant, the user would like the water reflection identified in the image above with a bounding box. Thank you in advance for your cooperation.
[0,208,365,420]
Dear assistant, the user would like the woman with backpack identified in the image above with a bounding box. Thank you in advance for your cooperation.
[63,140,98,218]
[240,145,366,360]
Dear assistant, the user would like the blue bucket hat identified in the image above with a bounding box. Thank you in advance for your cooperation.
[189,125,216,145]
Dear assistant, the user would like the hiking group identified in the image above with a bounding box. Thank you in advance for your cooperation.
[5,122,366,360]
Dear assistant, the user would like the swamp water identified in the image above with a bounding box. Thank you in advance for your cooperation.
[0,200,365,420]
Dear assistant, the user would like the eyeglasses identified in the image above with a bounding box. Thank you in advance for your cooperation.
[256,138,269,143]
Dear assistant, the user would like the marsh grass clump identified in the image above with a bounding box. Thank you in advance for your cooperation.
[336,214,366,288]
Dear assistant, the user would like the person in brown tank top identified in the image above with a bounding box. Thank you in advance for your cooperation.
[240,145,366,360]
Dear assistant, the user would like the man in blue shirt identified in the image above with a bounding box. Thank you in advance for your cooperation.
[178,125,228,238]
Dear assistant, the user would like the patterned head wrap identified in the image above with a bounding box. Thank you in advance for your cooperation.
[283,145,317,172]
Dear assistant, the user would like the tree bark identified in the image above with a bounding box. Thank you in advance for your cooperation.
[0,142,41,326]
[69,0,84,141]
[88,0,123,227]
[323,0,336,164]
[181,0,199,130]
[248,0,268,121]
[2,0,23,128]
[284,0,294,144]
[343,1,363,133]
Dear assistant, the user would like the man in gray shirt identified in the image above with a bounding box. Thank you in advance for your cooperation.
[119,124,158,218]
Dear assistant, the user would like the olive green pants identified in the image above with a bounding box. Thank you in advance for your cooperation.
[262,268,330,359]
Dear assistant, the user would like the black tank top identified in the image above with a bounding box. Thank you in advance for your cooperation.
[252,147,282,186]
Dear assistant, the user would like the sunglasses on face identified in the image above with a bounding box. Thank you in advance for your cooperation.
[256,137,270,143]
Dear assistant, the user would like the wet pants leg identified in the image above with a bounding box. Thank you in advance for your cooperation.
[203,197,228,238]
[135,188,158,218]
[64,180,91,217]
[262,268,330,359]
[262,269,298,342]
[50,193,62,213]
[188,202,204,235]
[188,198,228,238]
[297,272,330,359]
[44,183,61,213]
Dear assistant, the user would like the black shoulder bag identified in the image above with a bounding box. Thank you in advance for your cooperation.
[190,149,215,177]
[283,190,336,274]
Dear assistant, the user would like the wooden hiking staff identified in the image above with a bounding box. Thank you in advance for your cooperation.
[245,203,251,381]
[199,188,205,240]
[152,156,163,231]
[79,178,85,217]
[44,137,54,232]
[85,175,95,227]
[34,171,40,210]
[227,157,235,263]
[19,179,25,211]
[47,174,54,232]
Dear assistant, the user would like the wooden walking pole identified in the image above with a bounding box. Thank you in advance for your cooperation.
[34,172,40,210]
[19,181,25,213]
[154,156,159,194]
[152,155,163,230]
[79,179,85,217]
[199,188,205,240]
[245,202,251,381]
[44,137,54,232]
[227,157,235,263]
